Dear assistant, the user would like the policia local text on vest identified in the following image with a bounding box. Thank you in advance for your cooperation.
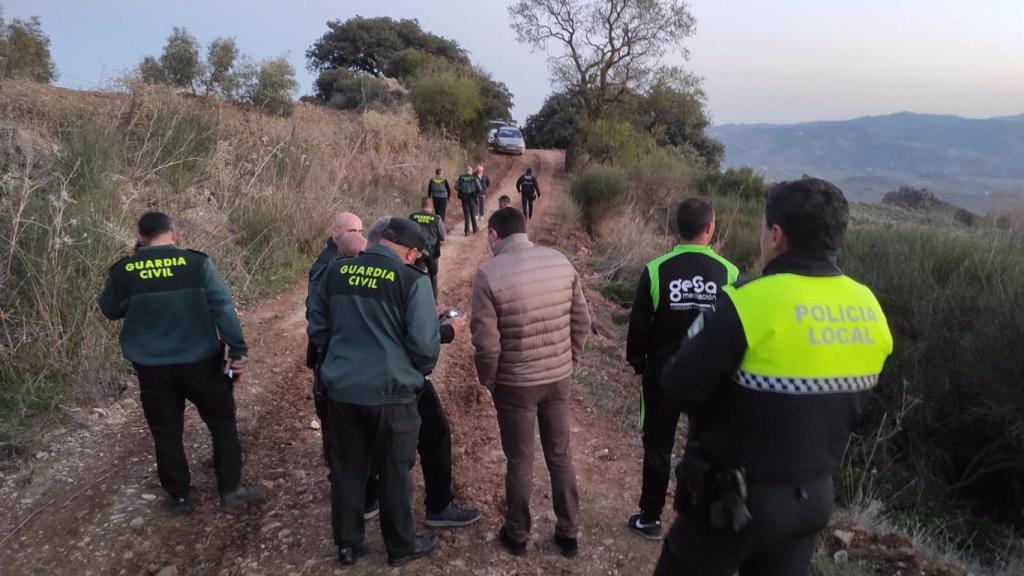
[653,179,893,576]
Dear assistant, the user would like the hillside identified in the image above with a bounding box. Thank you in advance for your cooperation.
[710,112,1024,213]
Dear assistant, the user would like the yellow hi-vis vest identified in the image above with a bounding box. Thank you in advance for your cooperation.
[723,273,893,394]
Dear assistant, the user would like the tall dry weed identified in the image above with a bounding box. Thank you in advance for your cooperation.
[0,79,469,447]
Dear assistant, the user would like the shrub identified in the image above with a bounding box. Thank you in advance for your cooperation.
[570,165,628,234]
[244,56,298,117]
[841,226,1024,520]
[581,118,655,166]
[409,73,482,137]
[314,68,404,110]
[622,147,701,221]
[697,166,769,200]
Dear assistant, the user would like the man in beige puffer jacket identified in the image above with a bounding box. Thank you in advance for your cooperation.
[471,207,591,558]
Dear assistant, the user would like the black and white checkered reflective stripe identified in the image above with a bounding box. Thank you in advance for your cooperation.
[733,370,879,395]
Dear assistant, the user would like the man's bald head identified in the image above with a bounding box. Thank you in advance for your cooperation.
[331,212,363,244]
[337,231,367,257]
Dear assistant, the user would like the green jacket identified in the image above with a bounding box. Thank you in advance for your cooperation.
[455,173,481,200]
[98,244,246,366]
[307,244,440,405]
[409,210,446,258]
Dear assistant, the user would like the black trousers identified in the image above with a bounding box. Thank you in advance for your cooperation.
[461,197,479,235]
[476,194,486,218]
[134,354,242,499]
[639,364,679,520]
[432,197,448,222]
[521,194,535,219]
[365,380,454,514]
[421,255,439,298]
[329,399,420,557]
[654,475,834,576]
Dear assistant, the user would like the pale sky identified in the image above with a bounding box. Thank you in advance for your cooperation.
[6,0,1023,125]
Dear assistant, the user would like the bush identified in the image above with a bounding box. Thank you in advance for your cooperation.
[245,57,298,116]
[622,148,701,221]
[697,166,769,200]
[314,68,404,110]
[841,227,1024,520]
[581,118,655,166]
[159,27,202,92]
[570,165,628,234]
[409,73,482,137]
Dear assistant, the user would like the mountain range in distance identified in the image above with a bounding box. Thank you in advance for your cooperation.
[710,112,1024,214]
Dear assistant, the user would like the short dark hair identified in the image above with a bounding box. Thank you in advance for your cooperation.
[498,195,511,204]
[488,207,527,239]
[138,212,174,240]
[676,197,715,241]
[435,168,442,175]
[765,178,849,252]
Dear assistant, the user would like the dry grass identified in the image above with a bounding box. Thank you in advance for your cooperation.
[0,79,469,448]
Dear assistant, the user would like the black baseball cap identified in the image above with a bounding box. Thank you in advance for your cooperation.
[381,217,428,251]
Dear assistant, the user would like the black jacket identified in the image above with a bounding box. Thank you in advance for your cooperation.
[516,174,540,198]
[305,238,339,368]
[626,245,738,373]
[660,251,871,484]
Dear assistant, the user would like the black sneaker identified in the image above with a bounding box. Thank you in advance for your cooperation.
[338,542,367,566]
[553,533,579,558]
[627,513,662,540]
[388,534,439,567]
[166,495,189,516]
[499,525,527,556]
[221,485,264,509]
[425,503,481,528]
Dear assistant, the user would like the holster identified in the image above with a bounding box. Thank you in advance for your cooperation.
[675,445,753,532]
[709,468,753,532]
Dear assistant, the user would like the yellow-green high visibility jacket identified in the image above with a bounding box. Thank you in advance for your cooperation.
[660,251,893,483]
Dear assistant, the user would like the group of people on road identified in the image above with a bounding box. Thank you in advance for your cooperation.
[100,160,893,574]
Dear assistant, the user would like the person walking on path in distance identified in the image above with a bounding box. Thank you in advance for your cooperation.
[653,179,893,575]
[471,208,591,559]
[426,168,452,222]
[99,212,262,516]
[516,168,541,219]
[625,198,739,540]
[456,165,483,236]
[475,163,491,220]
[410,197,447,298]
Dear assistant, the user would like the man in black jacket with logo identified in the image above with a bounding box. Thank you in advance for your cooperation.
[653,179,893,575]
[626,198,738,540]
[515,168,541,219]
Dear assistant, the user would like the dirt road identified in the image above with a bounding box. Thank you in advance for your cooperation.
[0,150,658,575]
